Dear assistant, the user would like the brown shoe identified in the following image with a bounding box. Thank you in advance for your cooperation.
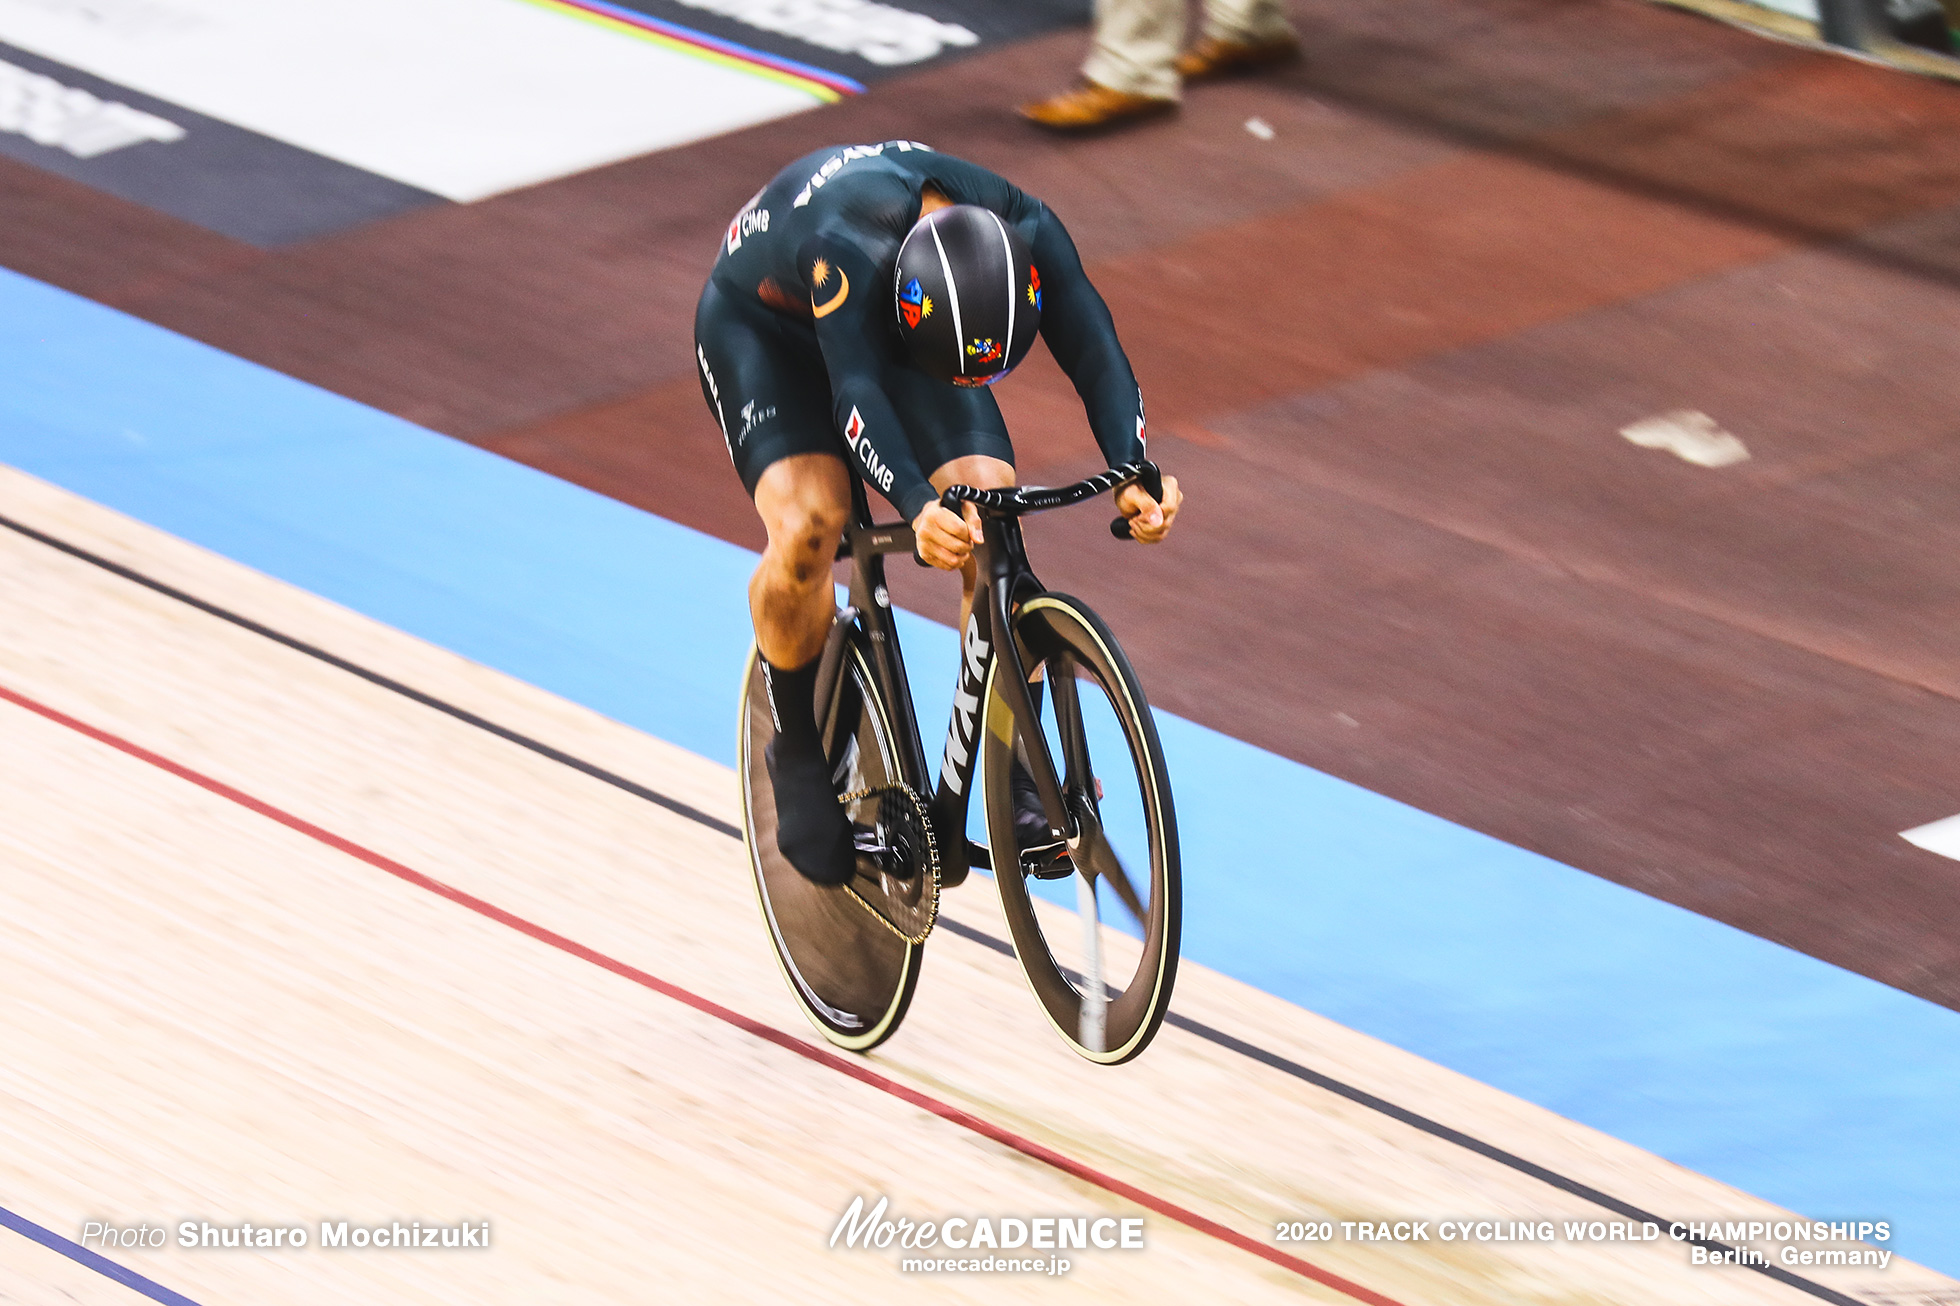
[1174,34,1301,81]
[1020,81,1177,131]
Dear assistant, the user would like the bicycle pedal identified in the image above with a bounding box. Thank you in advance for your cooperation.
[1022,842,1074,880]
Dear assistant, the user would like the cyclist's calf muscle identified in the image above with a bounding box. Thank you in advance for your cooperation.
[751,453,851,669]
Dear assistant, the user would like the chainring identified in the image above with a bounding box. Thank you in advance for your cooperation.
[839,783,940,945]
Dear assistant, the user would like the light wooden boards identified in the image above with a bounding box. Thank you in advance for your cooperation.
[0,464,1950,1306]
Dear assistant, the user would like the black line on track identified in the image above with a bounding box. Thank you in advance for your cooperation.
[0,510,740,838]
[931,916,1866,1305]
[2,509,1868,1306]
[1160,1012,1868,1304]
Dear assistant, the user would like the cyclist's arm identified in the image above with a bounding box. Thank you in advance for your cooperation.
[1027,206,1148,470]
[803,234,940,523]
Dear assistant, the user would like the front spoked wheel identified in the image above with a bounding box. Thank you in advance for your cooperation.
[741,634,925,1052]
[983,594,1180,1064]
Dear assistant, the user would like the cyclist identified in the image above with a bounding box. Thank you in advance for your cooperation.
[697,141,1182,887]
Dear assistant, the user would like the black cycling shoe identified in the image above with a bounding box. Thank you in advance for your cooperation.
[1010,756,1065,851]
[765,738,856,886]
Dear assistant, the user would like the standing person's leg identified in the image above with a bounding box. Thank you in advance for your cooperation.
[1083,0,1185,101]
[1020,0,1183,130]
[1198,0,1295,44]
[1178,0,1298,78]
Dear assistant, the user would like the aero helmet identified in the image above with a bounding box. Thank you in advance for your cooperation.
[892,204,1040,387]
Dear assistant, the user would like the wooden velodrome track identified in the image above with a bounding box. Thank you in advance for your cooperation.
[6,0,1960,1017]
[1,467,1949,1306]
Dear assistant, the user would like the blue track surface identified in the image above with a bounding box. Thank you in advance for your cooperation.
[4,267,1955,1273]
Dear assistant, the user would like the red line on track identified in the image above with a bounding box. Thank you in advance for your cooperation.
[1,680,1402,1306]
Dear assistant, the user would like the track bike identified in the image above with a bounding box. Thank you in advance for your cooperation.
[738,462,1180,1064]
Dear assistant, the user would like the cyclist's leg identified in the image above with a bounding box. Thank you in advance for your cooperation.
[750,457,858,885]
[928,453,1014,636]
[894,381,1055,850]
[752,454,851,669]
[697,280,855,884]
[696,281,848,665]
[883,361,1018,632]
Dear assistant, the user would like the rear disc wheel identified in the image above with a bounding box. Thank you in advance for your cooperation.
[741,636,922,1051]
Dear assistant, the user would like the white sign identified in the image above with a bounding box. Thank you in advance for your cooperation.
[0,55,184,156]
[0,0,822,200]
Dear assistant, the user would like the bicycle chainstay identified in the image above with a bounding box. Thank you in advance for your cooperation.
[836,783,940,945]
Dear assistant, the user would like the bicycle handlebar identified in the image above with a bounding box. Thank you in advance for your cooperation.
[938,461,1163,540]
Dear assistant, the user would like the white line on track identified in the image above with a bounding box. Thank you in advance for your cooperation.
[1901,813,1960,862]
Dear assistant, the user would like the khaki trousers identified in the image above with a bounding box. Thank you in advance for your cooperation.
[1082,0,1295,99]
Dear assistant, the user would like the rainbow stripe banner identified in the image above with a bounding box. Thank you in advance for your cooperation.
[516,0,865,101]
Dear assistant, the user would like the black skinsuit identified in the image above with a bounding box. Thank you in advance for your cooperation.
[694,140,1147,523]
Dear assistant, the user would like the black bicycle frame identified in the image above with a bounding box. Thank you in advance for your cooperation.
[826,463,1156,867]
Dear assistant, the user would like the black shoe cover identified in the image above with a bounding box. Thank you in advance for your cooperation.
[765,738,857,886]
[1010,756,1062,851]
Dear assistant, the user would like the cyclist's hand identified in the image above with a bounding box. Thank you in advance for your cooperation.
[913,501,982,569]
[1115,475,1182,544]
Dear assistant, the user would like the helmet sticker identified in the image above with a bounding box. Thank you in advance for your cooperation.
[1026,265,1041,310]
[898,277,934,329]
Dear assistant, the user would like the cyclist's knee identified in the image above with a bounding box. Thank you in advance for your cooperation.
[763,501,847,590]
[779,506,845,563]
[930,454,1015,493]
[756,456,849,587]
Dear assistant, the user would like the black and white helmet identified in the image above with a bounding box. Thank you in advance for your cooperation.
[892,204,1040,387]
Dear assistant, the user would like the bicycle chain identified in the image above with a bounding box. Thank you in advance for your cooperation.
[836,784,940,945]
